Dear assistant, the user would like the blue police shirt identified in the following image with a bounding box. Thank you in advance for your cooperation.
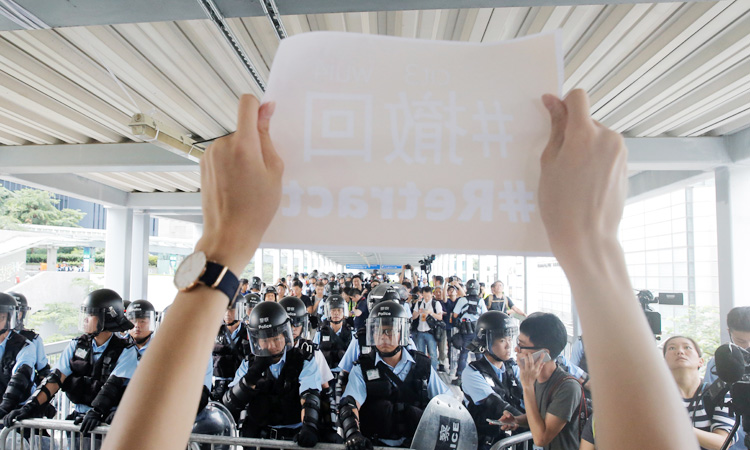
[27,335,49,372]
[570,339,585,368]
[0,332,36,378]
[229,349,321,429]
[461,355,521,404]
[337,336,418,373]
[343,349,449,446]
[556,354,586,379]
[56,335,139,413]
[453,296,487,322]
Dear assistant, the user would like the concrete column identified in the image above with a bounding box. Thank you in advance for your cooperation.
[104,207,134,298]
[129,212,150,300]
[479,255,488,285]
[272,249,280,283]
[254,248,263,279]
[46,246,57,271]
[715,166,750,343]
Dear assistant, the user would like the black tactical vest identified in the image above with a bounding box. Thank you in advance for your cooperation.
[213,322,251,379]
[243,344,314,428]
[358,350,431,441]
[0,332,29,394]
[61,334,129,406]
[466,357,524,417]
[465,296,481,316]
[318,322,352,369]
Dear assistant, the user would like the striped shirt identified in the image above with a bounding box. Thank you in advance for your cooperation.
[683,382,737,450]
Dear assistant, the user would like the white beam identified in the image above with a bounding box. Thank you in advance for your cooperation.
[1,173,128,206]
[726,126,750,164]
[624,137,729,171]
[627,170,709,202]
[0,143,199,173]
[105,207,133,298]
[130,212,150,300]
[127,192,201,209]
[151,214,203,225]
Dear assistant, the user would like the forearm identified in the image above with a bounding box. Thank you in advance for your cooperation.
[522,386,549,444]
[102,287,228,450]
[559,237,698,450]
[694,428,730,450]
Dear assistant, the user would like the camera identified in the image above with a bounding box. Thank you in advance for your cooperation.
[404,264,412,270]
[418,254,436,274]
[636,289,683,336]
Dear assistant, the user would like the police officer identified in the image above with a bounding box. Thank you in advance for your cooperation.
[314,295,352,373]
[211,298,251,401]
[0,293,37,421]
[250,276,262,294]
[241,293,261,324]
[126,300,156,359]
[263,285,279,302]
[222,302,321,447]
[461,311,524,450]
[4,289,138,435]
[452,279,488,384]
[339,301,449,448]
[8,292,51,384]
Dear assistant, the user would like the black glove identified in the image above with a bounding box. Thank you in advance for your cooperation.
[244,356,274,385]
[0,408,8,421]
[105,410,117,424]
[309,315,319,329]
[345,431,373,450]
[295,424,319,447]
[4,400,41,428]
[79,409,104,434]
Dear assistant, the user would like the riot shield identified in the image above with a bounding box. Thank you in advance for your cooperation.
[410,394,478,450]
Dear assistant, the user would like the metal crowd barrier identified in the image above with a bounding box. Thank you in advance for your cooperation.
[490,431,534,450]
[0,419,407,450]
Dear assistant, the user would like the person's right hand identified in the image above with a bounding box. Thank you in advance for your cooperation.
[538,89,627,264]
[194,96,283,276]
[499,410,519,431]
[3,402,38,428]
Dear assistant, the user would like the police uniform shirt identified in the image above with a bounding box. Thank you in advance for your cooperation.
[556,354,586,380]
[56,335,139,413]
[337,335,419,373]
[570,339,585,369]
[27,334,49,373]
[343,350,450,446]
[461,355,521,404]
[229,348,322,429]
[134,336,151,359]
[453,296,487,322]
[0,332,36,381]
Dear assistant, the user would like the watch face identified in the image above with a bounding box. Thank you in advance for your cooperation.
[174,251,207,290]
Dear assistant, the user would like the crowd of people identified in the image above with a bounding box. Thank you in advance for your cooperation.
[0,268,746,450]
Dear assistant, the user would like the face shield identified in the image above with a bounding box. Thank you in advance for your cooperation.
[79,306,105,335]
[484,325,519,357]
[325,302,348,323]
[126,310,156,334]
[0,305,17,333]
[233,297,247,322]
[366,316,410,348]
[289,315,310,340]
[248,321,294,357]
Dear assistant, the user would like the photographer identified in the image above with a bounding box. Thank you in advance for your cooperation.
[663,336,736,450]
[703,306,750,450]
[399,264,419,288]
[411,286,443,369]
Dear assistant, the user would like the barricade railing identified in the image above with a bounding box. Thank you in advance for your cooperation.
[490,431,534,450]
[0,419,407,450]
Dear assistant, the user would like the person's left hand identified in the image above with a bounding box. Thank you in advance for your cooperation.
[499,410,519,431]
[79,409,104,434]
[518,351,546,387]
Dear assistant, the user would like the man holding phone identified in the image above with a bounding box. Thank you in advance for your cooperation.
[500,312,582,450]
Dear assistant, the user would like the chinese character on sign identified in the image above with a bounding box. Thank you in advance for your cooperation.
[473,100,513,158]
[439,424,450,442]
[385,91,466,165]
[498,180,535,223]
[304,92,373,162]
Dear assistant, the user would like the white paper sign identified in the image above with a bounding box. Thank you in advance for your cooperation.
[263,31,563,255]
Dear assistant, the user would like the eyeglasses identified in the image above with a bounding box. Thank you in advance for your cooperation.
[517,345,542,350]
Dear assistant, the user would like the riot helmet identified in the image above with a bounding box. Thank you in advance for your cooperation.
[325,281,341,296]
[366,300,410,357]
[123,300,131,312]
[0,293,18,335]
[476,311,518,361]
[465,279,480,297]
[127,299,156,344]
[324,295,348,324]
[8,292,29,330]
[263,285,278,302]
[250,276,262,292]
[367,283,408,311]
[242,293,262,322]
[79,288,133,335]
[246,301,293,358]
[227,295,244,326]
[279,296,309,341]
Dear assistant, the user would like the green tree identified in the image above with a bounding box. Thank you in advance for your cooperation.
[27,302,80,342]
[3,188,85,227]
[72,276,103,294]
[0,186,21,230]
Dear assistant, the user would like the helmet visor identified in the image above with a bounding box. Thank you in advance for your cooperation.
[0,306,17,332]
[366,316,410,348]
[485,326,518,350]
[248,321,294,357]
[126,310,156,333]
[79,306,105,335]
[325,302,348,323]
[289,316,309,340]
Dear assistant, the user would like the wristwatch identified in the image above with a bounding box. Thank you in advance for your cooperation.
[174,251,240,307]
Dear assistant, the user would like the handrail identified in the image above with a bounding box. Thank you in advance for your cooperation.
[490,431,534,450]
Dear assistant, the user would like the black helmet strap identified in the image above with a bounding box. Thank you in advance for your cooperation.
[376,346,402,358]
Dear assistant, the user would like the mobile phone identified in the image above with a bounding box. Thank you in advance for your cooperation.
[530,349,551,363]
[486,419,503,426]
